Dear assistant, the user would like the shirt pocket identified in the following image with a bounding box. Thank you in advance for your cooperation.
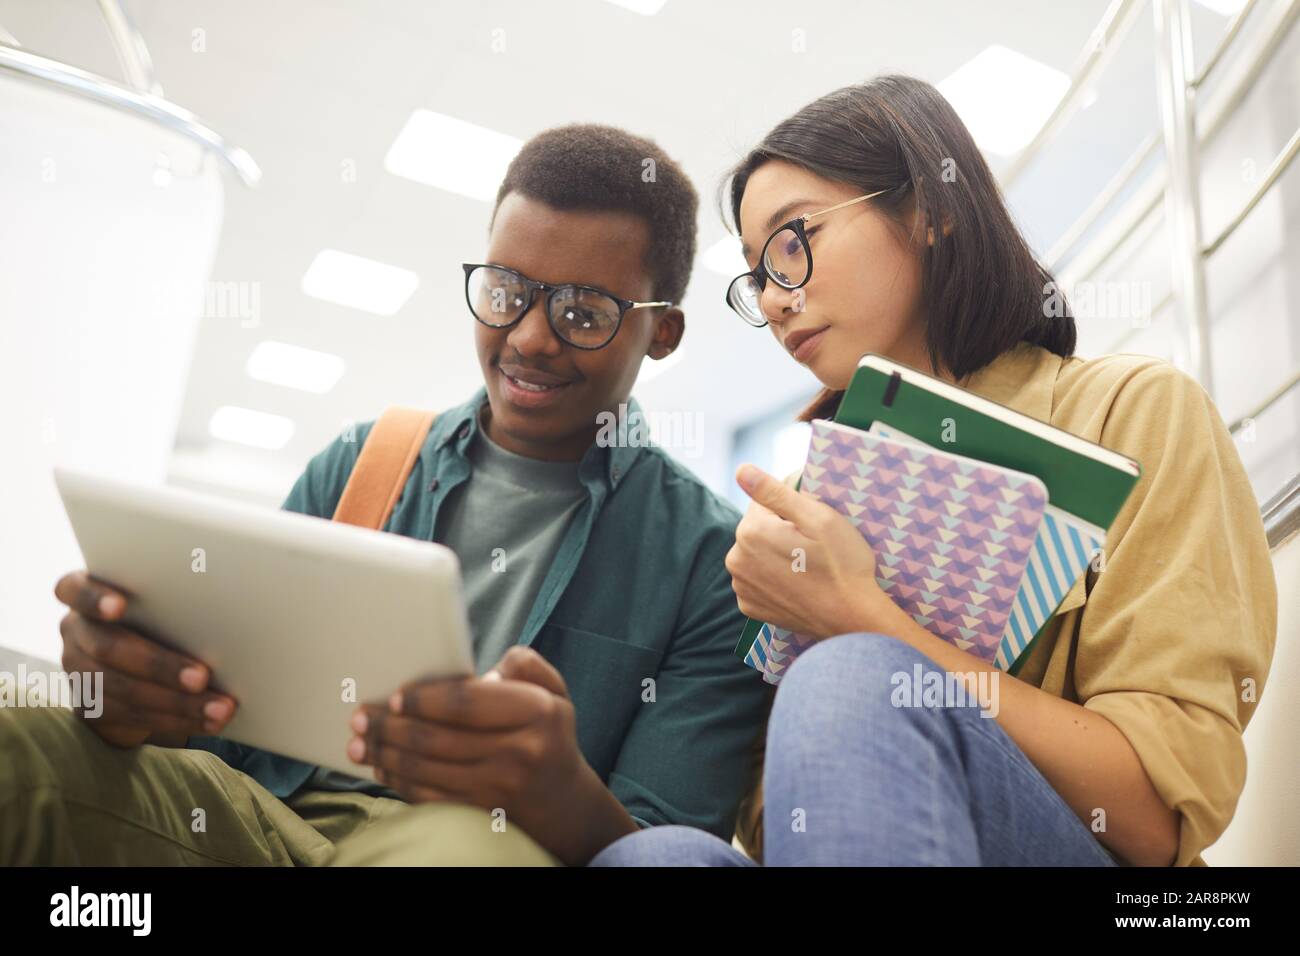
[531,623,663,779]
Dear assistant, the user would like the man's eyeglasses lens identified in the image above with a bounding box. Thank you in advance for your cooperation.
[467,265,529,324]
[466,265,622,348]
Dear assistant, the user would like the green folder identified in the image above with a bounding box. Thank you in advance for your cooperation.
[733,352,1142,670]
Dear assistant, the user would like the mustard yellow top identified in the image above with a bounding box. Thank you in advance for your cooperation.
[952,343,1275,865]
[739,343,1278,866]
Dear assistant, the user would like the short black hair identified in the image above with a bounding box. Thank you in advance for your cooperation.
[492,124,698,304]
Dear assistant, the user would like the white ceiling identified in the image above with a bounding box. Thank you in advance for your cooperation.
[2,0,1248,501]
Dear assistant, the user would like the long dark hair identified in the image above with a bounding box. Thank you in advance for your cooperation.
[723,75,1075,421]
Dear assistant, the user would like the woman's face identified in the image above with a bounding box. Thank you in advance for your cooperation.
[736,160,928,389]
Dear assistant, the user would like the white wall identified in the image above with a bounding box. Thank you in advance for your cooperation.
[1205,527,1300,865]
[0,76,224,661]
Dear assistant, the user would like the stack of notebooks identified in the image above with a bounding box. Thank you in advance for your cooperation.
[735,353,1141,683]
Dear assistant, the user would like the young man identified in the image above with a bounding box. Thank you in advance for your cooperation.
[2,125,770,867]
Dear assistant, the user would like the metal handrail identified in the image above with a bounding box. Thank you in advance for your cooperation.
[1016,0,1276,204]
[1192,0,1260,87]
[97,0,161,96]
[1204,124,1300,256]
[1093,21,1298,411]
[1046,131,1160,270]
[1154,0,1213,391]
[1002,0,1147,188]
[1228,370,1300,435]
[0,43,261,187]
[1033,0,1300,456]
[1057,0,1299,287]
[1112,295,1298,437]
[1262,472,1300,549]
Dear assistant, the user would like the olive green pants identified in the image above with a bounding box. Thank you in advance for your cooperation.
[0,706,557,866]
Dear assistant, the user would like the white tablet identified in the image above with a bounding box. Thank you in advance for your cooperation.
[53,465,473,779]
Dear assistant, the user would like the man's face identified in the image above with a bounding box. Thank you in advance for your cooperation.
[474,192,683,461]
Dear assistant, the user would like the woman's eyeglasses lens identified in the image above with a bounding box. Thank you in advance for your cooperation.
[761,225,809,289]
[727,274,766,327]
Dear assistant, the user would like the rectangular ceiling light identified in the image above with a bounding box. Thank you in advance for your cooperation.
[384,110,523,202]
[209,405,295,450]
[938,45,1070,156]
[301,249,419,317]
[246,340,346,394]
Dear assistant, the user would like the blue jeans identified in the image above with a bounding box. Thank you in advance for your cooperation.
[591,633,1118,867]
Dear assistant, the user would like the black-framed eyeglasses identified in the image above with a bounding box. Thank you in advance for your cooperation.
[463,263,672,350]
[725,189,889,328]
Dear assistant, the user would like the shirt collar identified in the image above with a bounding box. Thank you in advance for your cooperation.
[594,396,648,488]
[431,387,645,490]
[959,343,1062,424]
[431,388,485,454]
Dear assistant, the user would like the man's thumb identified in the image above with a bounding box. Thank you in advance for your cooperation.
[487,646,570,698]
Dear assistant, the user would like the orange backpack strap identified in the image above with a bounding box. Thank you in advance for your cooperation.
[331,407,437,530]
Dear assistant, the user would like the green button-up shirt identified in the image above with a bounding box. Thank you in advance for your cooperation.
[190,389,771,839]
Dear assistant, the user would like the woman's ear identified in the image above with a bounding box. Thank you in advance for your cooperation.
[646,306,684,360]
[903,189,953,245]
[926,220,954,244]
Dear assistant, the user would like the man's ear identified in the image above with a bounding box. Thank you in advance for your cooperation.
[646,306,684,360]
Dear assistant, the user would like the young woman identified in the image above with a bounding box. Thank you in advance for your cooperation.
[591,76,1276,867]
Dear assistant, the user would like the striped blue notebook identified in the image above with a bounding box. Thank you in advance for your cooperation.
[867,422,1104,671]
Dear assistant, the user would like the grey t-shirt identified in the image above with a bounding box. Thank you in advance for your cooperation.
[439,414,587,674]
[306,411,586,795]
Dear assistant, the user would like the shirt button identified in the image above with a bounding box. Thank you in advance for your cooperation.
[428,479,439,492]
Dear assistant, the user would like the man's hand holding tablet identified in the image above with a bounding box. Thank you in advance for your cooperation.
[348,645,641,866]
[53,570,238,749]
[53,466,475,781]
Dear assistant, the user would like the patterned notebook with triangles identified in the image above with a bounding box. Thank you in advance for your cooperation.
[866,421,1106,672]
[748,419,1049,680]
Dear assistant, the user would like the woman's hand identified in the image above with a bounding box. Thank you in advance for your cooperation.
[726,464,888,639]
